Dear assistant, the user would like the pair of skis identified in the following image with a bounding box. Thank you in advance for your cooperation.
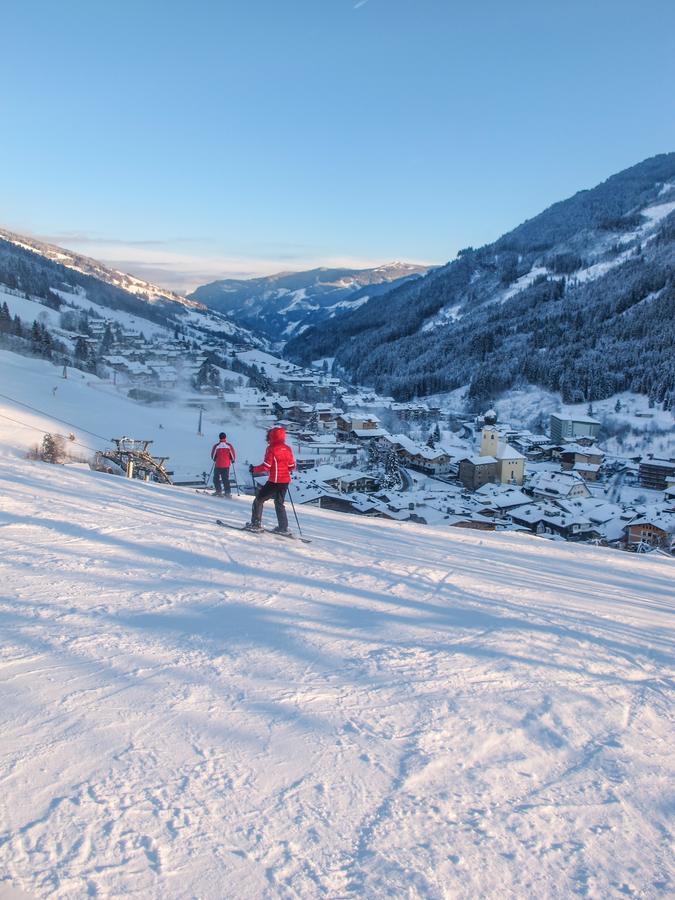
[216,519,312,544]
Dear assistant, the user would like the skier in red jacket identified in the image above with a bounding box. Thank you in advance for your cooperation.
[211,432,236,496]
[247,426,295,533]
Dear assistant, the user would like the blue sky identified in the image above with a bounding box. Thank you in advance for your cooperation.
[2,0,674,290]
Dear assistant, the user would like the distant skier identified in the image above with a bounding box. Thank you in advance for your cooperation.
[247,426,295,533]
[211,432,236,496]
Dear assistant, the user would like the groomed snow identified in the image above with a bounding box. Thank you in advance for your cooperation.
[1,453,673,898]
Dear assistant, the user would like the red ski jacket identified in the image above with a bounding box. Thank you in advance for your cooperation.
[211,440,235,468]
[252,427,295,484]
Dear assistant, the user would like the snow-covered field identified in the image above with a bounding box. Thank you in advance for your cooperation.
[1,450,673,898]
[0,350,266,481]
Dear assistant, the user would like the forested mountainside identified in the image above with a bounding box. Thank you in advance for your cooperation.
[0,229,202,325]
[0,229,259,345]
[286,153,675,407]
[189,263,428,342]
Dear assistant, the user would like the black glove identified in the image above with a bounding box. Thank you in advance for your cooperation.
[249,465,254,474]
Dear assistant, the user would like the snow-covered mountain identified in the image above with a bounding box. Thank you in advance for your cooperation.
[1,434,673,897]
[0,227,264,348]
[0,227,200,310]
[189,262,429,343]
[287,153,675,407]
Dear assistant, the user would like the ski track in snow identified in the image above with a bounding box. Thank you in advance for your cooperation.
[0,456,673,898]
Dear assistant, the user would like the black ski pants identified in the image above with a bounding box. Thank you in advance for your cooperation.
[214,467,231,495]
[252,481,288,530]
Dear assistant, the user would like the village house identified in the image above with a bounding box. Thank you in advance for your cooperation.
[388,401,433,422]
[472,483,531,516]
[458,456,498,491]
[559,443,604,471]
[639,456,675,491]
[336,414,387,442]
[380,434,453,476]
[272,399,314,423]
[511,433,555,460]
[334,471,381,493]
[318,494,385,516]
[312,403,343,425]
[294,436,359,469]
[528,470,592,500]
[572,462,601,482]
[625,513,675,553]
[509,502,598,541]
[147,364,178,389]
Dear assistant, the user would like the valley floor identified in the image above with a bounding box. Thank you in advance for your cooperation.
[0,456,673,898]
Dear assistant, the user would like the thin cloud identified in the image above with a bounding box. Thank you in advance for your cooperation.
[354,0,369,8]
[40,231,200,248]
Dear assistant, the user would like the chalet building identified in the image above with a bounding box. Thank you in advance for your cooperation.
[295,437,359,468]
[473,484,531,516]
[319,494,384,516]
[559,444,604,471]
[550,414,600,444]
[625,514,675,553]
[447,515,497,532]
[335,472,380,493]
[639,456,675,491]
[380,434,453,475]
[458,456,498,491]
[479,427,526,485]
[509,503,598,541]
[528,470,591,500]
[511,433,554,460]
[313,403,343,423]
[389,401,433,422]
[573,463,601,482]
[336,414,387,442]
[272,400,313,423]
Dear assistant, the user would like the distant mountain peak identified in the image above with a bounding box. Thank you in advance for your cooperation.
[189,262,430,344]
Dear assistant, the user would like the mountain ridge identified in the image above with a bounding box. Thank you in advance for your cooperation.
[189,261,429,342]
[0,226,264,347]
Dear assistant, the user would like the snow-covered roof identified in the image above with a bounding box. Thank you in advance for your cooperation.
[388,433,451,461]
[495,442,525,461]
[561,443,604,457]
[639,456,675,471]
[551,413,601,425]
[529,470,590,497]
[351,428,388,438]
[309,464,348,482]
[338,471,379,485]
[627,513,675,534]
[462,455,497,466]
[474,483,530,509]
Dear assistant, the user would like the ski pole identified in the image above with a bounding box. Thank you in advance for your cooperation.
[207,462,214,485]
[231,463,242,496]
[287,485,304,539]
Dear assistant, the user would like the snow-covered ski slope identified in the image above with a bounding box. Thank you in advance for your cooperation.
[1,455,673,899]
